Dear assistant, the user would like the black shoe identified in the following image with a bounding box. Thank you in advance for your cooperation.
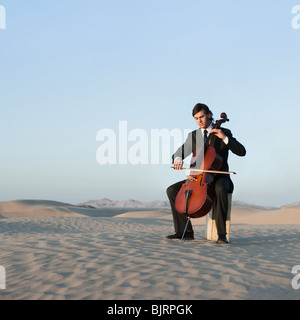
[166,232,194,240]
[216,235,228,244]
[183,231,194,240]
[166,232,182,239]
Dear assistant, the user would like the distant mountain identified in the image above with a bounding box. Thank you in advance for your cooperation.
[231,201,278,210]
[77,198,170,209]
[280,202,300,209]
[77,198,288,210]
[232,201,300,210]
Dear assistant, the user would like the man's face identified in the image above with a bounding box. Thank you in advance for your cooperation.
[194,110,211,129]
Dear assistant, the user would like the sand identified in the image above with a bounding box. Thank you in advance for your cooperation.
[0,199,300,300]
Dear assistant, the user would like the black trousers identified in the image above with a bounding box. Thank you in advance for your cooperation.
[166,176,232,236]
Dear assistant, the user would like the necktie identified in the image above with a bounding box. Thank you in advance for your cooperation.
[204,129,208,152]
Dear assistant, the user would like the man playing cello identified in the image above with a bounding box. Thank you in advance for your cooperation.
[166,103,246,243]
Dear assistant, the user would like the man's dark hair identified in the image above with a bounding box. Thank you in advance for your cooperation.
[192,103,214,122]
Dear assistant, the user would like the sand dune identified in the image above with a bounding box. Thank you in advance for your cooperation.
[231,206,300,224]
[0,200,156,219]
[0,200,82,218]
[1,199,299,224]
[0,199,300,300]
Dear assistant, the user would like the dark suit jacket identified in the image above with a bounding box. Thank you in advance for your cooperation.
[172,127,246,191]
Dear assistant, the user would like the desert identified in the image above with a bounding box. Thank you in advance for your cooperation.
[0,198,300,300]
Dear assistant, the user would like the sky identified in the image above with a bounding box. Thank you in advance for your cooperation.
[1,0,300,207]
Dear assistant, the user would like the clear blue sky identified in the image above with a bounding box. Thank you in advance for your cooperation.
[1,0,300,206]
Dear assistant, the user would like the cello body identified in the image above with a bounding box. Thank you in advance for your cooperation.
[174,146,222,218]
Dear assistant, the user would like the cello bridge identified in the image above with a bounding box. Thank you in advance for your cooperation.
[187,175,197,181]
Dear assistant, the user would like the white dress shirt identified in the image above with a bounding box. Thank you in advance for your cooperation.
[174,124,229,163]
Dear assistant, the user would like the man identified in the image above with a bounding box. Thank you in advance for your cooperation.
[166,103,246,243]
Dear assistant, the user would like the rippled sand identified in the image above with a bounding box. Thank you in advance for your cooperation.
[0,215,299,300]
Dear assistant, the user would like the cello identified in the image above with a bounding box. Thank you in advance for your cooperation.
[173,113,235,220]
